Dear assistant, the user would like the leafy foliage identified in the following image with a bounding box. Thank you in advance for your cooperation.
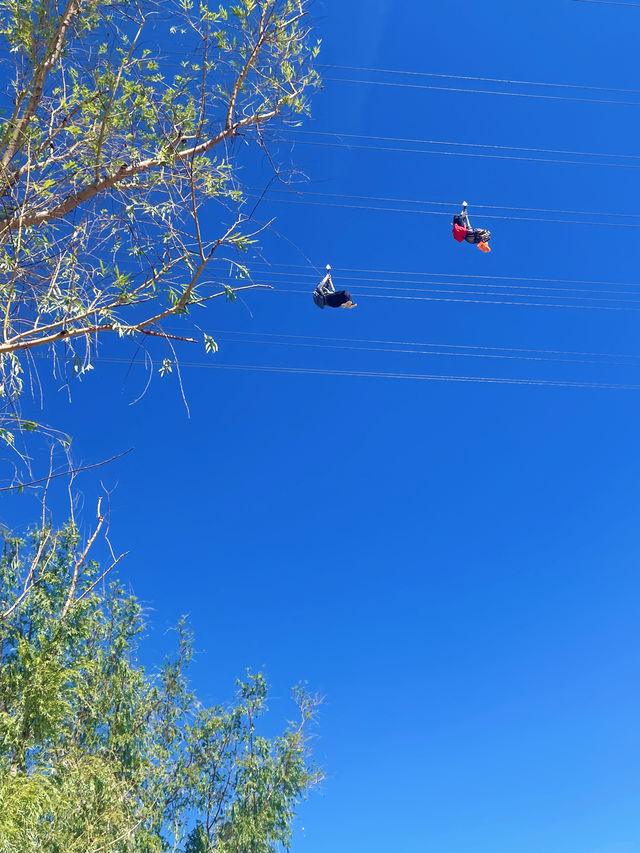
[0,515,321,852]
[0,0,320,437]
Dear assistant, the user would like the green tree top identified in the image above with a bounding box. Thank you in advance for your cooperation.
[0,0,320,422]
[0,506,322,852]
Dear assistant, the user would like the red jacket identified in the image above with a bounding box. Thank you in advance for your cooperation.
[452,222,468,242]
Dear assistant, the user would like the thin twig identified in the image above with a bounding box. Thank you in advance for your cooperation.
[0,447,134,492]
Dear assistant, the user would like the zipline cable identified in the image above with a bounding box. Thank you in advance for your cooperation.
[94,356,640,391]
[202,333,640,368]
[247,194,640,228]
[227,270,640,298]
[274,287,640,312]
[283,129,640,165]
[276,135,640,170]
[322,76,640,107]
[214,272,640,302]
[318,64,640,96]
[572,0,640,6]
[197,328,640,363]
[247,261,640,289]
[254,186,634,220]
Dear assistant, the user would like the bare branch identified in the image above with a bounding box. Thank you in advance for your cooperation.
[60,497,105,619]
[0,447,134,492]
[74,550,128,604]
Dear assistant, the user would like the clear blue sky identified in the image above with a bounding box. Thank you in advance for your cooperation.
[6,1,640,851]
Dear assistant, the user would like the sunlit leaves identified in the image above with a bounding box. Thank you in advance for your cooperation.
[0,518,322,851]
[228,233,256,252]
[0,0,321,434]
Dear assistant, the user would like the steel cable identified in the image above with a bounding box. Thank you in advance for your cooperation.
[322,76,640,107]
[95,357,640,391]
[276,135,640,170]
[318,63,640,95]
[247,261,640,289]
[198,328,640,362]
[248,194,640,228]
[283,129,640,165]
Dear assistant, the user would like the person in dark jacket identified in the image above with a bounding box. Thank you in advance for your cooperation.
[452,202,491,252]
[313,266,357,309]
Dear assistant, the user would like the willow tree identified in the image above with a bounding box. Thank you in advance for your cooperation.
[0,0,319,430]
[0,507,322,852]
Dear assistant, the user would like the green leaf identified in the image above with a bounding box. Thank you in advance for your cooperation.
[159,357,173,376]
[204,334,218,354]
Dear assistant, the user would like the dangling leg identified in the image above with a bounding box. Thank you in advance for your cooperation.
[339,290,357,308]
[475,229,491,252]
[467,228,491,244]
[325,289,356,308]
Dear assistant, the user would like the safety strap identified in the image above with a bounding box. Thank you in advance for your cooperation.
[318,272,335,293]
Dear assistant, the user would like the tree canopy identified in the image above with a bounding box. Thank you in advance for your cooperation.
[0,0,320,443]
[0,506,322,852]
[0,8,323,849]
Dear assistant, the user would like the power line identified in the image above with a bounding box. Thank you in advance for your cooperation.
[248,261,640,289]
[201,329,640,363]
[323,76,640,107]
[285,129,640,165]
[216,270,640,303]
[257,186,632,221]
[275,287,640,312]
[318,64,640,95]
[206,332,640,368]
[277,135,640,170]
[210,269,640,301]
[96,357,640,391]
[239,270,640,299]
[572,0,640,6]
[249,194,640,229]
[241,281,640,303]
[353,286,640,303]
[213,266,640,298]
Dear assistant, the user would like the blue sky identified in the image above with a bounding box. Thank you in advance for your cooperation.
[6,1,640,851]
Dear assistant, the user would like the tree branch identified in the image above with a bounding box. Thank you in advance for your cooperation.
[0,104,286,235]
[1,0,84,175]
[0,447,134,492]
[74,550,128,604]
[60,497,104,619]
[0,283,269,355]
[226,4,271,131]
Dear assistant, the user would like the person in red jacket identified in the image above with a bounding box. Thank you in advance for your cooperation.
[452,202,491,252]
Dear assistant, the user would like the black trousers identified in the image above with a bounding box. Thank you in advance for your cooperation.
[465,228,491,244]
[324,289,352,307]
